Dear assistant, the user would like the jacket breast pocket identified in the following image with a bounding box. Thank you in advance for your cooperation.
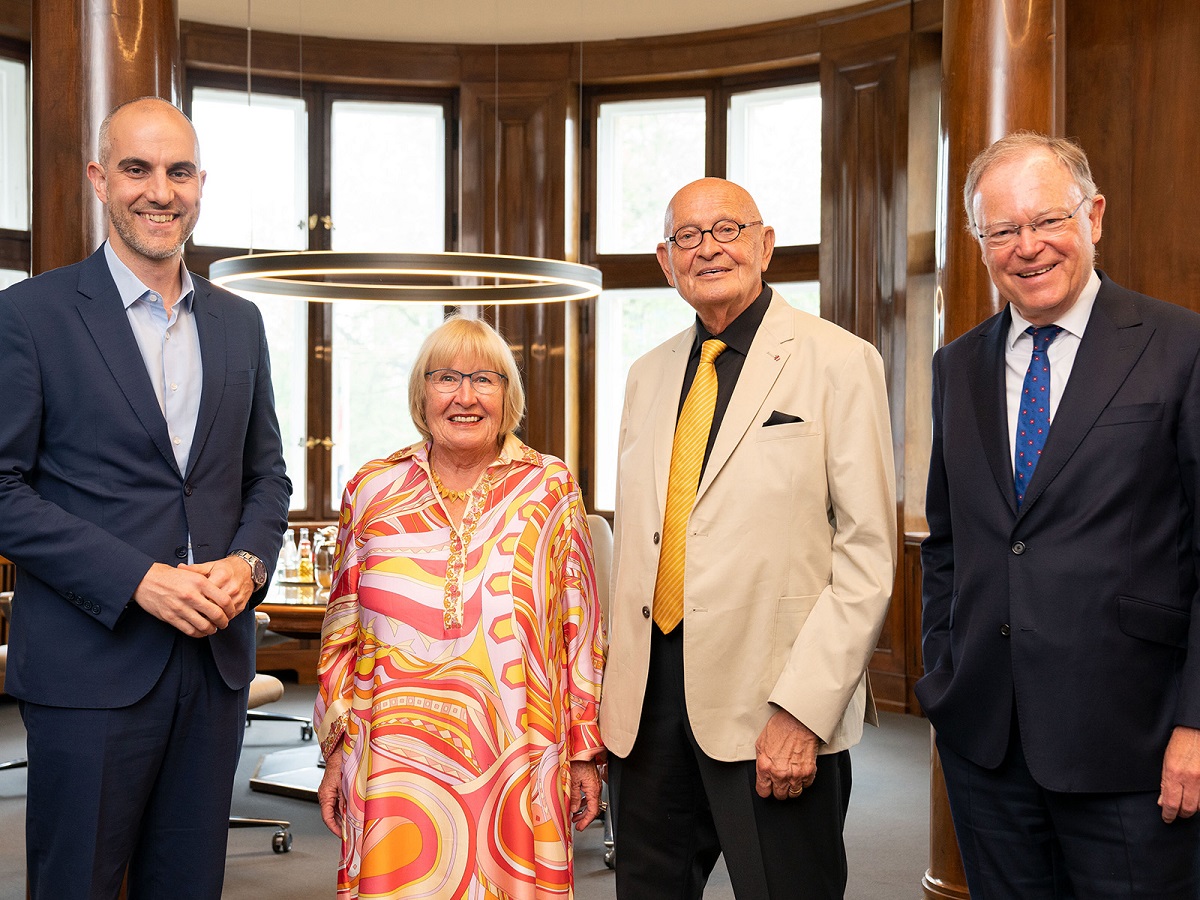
[227,368,255,386]
[1118,595,1188,648]
[1094,402,1163,427]
[756,420,821,442]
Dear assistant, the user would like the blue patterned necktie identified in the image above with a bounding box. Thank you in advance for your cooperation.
[1014,325,1063,508]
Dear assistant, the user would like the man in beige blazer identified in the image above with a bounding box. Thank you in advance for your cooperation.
[600,177,896,899]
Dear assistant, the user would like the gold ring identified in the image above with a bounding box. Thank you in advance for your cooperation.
[788,786,803,796]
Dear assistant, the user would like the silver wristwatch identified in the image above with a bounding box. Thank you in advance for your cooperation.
[233,550,268,590]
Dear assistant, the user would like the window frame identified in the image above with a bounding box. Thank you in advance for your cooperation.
[0,37,30,278]
[184,70,459,522]
[578,66,821,512]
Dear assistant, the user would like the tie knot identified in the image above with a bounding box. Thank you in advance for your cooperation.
[1026,325,1063,352]
[700,339,727,366]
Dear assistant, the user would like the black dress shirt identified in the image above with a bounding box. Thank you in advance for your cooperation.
[676,283,772,479]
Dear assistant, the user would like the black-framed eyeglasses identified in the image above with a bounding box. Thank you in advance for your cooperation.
[977,197,1090,250]
[425,369,508,394]
[667,219,763,250]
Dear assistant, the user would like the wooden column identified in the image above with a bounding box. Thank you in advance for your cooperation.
[31,0,180,275]
[929,1,1064,897]
[939,0,1063,345]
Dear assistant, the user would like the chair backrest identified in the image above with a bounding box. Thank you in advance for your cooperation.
[586,514,614,621]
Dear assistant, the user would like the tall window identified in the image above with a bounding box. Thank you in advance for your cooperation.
[584,74,821,510]
[187,76,456,520]
[0,49,29,285]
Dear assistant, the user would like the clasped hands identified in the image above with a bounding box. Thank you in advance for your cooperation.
[132,556,255,637]
[755,708,819,800]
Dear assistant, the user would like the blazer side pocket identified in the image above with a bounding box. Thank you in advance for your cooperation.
[1117,595,1189,648]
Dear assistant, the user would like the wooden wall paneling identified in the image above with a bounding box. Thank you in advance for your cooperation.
[32,0,182,275]
[1064,0,1132,292]
[820,32,910,713]
[1066,0,1200,314]
[460,47,575,465]
[0,0,29,42]
[181,21,462,87]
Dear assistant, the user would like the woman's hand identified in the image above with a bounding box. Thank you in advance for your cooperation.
[318,750,346,837]
[569,760,602,831]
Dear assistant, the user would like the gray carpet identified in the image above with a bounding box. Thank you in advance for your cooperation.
[0,683,930,899]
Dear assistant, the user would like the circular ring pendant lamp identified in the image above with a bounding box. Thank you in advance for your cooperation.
[210,251,603,305]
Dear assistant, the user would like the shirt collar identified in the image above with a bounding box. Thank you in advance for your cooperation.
[103,240,196,313]
[1006,269,1100,350]
[395,433,544,470]
[693,282,773,357]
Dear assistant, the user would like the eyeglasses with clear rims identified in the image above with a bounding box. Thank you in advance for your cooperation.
[978,197,1090,250]
[425,369,508,394]
[667,220,763,250]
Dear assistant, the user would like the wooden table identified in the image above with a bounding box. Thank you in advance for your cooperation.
[251,581,329,802]
[255,582,328,684]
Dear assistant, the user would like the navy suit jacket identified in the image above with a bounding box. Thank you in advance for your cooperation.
[0,247,291,708]
[917,272,1200,792]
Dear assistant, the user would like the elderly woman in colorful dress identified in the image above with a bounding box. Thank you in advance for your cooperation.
[314,315,605,899]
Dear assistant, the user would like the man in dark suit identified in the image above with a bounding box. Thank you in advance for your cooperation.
[918,132,1200,898]
[0,97,291,899]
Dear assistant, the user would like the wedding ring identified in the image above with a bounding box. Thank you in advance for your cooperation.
[788,785,803,796]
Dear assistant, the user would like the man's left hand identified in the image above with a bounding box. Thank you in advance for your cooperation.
[1160,725,1200,823]
[182,556,254,615]
[754,709,819,800]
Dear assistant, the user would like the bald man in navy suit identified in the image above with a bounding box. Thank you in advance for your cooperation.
[0,97,291,900]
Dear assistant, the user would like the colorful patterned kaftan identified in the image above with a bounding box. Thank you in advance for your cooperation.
[315,435,605,899]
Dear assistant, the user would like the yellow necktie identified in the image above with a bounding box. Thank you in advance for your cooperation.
[653,338,727,634]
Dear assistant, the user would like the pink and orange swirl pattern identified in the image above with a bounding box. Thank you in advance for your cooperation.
[315,436,605,899]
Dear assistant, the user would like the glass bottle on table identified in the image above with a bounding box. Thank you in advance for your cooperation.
[297,527,314,583]
[280,528,299,581]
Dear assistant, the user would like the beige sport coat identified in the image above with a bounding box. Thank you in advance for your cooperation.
[599,293,897,761]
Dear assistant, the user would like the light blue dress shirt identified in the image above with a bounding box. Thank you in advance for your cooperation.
[104,241,203,560]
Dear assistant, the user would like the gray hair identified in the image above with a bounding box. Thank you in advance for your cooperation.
[963,131,1098,233]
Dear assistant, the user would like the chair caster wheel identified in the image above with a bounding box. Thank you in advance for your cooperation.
[272,829,293,853]
[301,724,314,741]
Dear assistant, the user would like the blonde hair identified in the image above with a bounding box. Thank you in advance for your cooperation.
[963,131,1098,233]
[408,316,525,444]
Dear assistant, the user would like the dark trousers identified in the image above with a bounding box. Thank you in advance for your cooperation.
[611,625,852,900]
[22,635,249,900]
[938,720,1200,900]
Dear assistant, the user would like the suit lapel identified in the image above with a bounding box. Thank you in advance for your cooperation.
[968,310,1018,515]
[1019,280,1150,516]
[653,328,695,517]
[74,251,179,474]
[696,296,790,500]
[187,279,226,479]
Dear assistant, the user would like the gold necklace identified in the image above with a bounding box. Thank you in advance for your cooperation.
[430,467,471,502]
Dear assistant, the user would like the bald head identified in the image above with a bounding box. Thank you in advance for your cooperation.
[657,177,775,334]
[98,97,200,169]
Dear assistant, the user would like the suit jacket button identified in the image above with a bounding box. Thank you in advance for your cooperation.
[1011,541,1026,555]
[642,606,651,619]
[1000,624,1011,637]
[175,546,188,559]
[653,532,660,545]
[184,483,193,496]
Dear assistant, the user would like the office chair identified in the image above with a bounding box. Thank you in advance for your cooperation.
[0,591,27,773]
[229,611,302,853]
[585,514,616,869]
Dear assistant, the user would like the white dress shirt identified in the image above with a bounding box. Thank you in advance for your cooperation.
[1005,269,1102,472]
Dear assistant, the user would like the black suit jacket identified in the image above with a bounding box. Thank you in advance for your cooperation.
[0,247,291,708]
[917,272,1200,792]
